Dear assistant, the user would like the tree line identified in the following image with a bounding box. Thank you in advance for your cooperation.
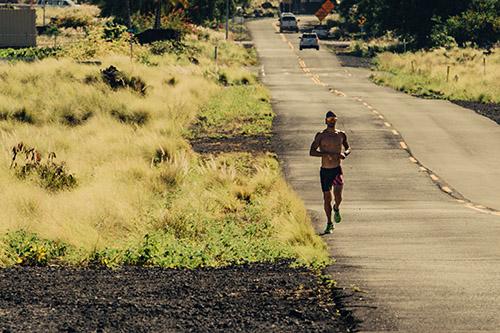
[337,0,499,48]
[86,0,250,28]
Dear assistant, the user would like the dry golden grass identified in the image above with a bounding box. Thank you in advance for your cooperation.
[0,28,329,268]
[373,47,500,103]
[0,56,216,250]
[35,4,100,27]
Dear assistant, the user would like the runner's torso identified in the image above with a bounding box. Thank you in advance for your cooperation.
[318,130,344,168]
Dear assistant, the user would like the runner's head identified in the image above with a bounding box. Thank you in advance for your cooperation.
[325,111,337,127]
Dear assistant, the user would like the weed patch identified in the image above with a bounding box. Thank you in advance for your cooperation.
[10,143,77,192]
[4,230,70,266]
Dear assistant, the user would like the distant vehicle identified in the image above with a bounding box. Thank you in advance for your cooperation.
[36,0,78,7]
[299,33,319,50]
[312,25,329,39]
[279,13,299,33]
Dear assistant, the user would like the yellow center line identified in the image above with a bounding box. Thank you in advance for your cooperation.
[409,157,418,163]
[391,129,399,135]
[430,174,439,181]
[378,115,384,120]
[465,204,490,214]
[419,166,427,171]
[441,186,452,193]
[400,142,408,150]
[384,122,391,127]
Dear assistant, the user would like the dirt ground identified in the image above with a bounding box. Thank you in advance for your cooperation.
[190,134,273,154]
[452,100,499,125]
[0,262,358,332]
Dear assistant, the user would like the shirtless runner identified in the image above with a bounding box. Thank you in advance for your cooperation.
[309,111,351,234]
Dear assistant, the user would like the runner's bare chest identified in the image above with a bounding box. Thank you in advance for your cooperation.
[319,131,344,153]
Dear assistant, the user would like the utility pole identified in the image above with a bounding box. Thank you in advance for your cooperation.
[125,0,131,29]
[225,0,229,40]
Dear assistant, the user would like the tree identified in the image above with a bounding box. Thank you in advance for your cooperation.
[338,0,478,47]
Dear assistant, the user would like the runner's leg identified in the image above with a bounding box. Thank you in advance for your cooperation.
[333,185,343,210]
[323,191,333,224]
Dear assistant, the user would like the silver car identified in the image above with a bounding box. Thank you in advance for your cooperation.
[299,33,319,50]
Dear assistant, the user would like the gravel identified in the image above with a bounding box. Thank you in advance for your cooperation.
[0,262,358,332]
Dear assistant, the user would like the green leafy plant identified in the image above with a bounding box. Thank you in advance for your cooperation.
[10,142,77,192]
[5,230,69,266]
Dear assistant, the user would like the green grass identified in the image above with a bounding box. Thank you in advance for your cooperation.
[190,85,273,139]
[0,23,329,269]
[372,47,500,103]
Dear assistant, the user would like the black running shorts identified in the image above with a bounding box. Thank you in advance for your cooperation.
[320,166,344,192]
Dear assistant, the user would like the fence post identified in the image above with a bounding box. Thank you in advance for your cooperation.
[483,57,486,75]
[446,65,450,82]
[214,45,218,62]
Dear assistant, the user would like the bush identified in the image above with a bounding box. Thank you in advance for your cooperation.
[110,109,149,126]
[0,47,61,61]
[0,108,35,124]
[445,0,500,48]
[51,13,92,29]
[5,230,70,266]
[103,20,128,41]
[101,65,147,95]
[10,143,77,192]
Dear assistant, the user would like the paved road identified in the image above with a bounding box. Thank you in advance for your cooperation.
[248,18,500,332]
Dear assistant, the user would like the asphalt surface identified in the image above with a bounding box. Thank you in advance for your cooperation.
[248,18,500,332]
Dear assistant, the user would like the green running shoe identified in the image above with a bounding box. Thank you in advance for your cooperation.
[334,208,342,223]
[324,222,334,234]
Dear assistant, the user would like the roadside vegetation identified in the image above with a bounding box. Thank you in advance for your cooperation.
[0,5,328,269]
[372,48,499,103]
[332,0,499,112]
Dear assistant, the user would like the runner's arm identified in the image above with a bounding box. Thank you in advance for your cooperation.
[340,132,351,159]
[310,133,325,157]
[310,133,337,157]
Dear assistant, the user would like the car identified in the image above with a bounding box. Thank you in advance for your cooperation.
[279,13,299,33]
[299,33,319,50]
[36,0,78,7]
[312,25,329,39]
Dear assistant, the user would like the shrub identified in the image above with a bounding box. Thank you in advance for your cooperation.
[103,20,128,41]
[5,230,70,266]
[0,47,61,61]
[101,65,147,95]
[61,110,93,126]
[445,0,500,48]
[110,109,149,126]
[10,143,77,192]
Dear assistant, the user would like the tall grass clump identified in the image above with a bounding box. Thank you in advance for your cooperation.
[372,47,500,103]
